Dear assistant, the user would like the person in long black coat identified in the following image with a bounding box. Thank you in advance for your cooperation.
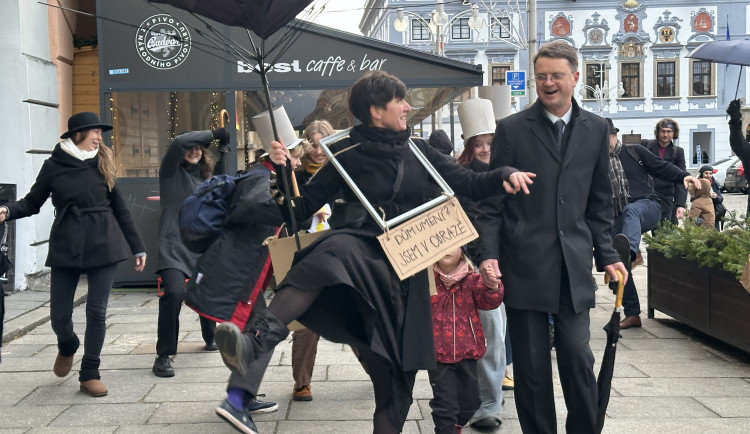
[727,99,750,214]
[475,42,627,433]
[0,112,146,397]
[212,70,513,433]
[152,128,229,378]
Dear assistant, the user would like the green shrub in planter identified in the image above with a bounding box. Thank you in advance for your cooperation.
[644,211,750,280]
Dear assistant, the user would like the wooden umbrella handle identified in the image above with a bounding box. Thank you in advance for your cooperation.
[219,109,229,128]
[290,170,300,197]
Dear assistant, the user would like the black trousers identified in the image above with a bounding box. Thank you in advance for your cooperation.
[156,268,215,356]
[428,359,480,433]
[50,263,118,381]
[507,274,597,434]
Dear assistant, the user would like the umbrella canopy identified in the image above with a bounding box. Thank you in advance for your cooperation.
[150,0,313,38]
[686,40,750,67]
[686,40,750,99]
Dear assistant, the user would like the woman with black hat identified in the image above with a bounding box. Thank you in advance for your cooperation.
[0,112,146,397]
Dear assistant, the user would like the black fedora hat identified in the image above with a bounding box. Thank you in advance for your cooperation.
[605,117,619,134]
[60,112,113,139]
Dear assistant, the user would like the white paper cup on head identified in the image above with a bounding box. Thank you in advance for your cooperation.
[252,106,302,151]
[477,85,512,121]
[457,98,496,139]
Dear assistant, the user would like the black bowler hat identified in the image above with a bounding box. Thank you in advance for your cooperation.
[60,112,113,139]
[605,118,619,134]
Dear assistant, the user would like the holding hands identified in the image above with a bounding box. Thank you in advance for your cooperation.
[0,206,7,223]
[684,176,702,189]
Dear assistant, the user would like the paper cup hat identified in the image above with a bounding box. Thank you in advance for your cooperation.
[252,106,303,151]
[457,98,496,139]
[477,85,512,121]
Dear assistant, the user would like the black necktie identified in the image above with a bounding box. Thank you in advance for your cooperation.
[554,119,565,152]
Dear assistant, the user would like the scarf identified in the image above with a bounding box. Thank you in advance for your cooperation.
[433,258,471,290]
[348,125,411,158]
[60,138,98,161]
[609,142,631,217]
[305,162,323,175]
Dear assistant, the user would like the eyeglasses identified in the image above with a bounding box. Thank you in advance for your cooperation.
[534,73,568,82]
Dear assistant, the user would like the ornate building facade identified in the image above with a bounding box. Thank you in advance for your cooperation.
[361,0,750,164]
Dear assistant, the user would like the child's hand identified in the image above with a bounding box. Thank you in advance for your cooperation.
[485,268,500,291]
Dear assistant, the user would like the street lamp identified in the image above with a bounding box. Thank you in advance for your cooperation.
[578,61,625,116]
[393,2,483,57]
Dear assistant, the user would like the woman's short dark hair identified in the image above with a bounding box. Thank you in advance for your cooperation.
[349,70,407,126]
[654,118,679,140]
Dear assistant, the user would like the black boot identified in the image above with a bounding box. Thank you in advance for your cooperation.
[215,311,288,377]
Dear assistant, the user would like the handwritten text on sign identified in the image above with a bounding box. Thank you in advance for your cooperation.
[377,197,478,280]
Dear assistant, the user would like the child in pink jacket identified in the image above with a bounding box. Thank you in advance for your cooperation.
[429,247,504,434]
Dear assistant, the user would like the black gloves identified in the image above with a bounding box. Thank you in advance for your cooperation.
[727,99,742,123]
[212,128,230,145]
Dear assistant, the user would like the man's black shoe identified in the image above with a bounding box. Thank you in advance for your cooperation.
[152,354,174,377]
[215,399,258,434]
[471,417,502,431]
[246,394,279,414]
[205,340,218,351]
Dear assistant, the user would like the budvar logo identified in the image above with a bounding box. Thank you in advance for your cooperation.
[136,14,191,70]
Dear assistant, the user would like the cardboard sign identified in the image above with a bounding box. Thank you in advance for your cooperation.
[377,196,478,280]
[265,231,327,332]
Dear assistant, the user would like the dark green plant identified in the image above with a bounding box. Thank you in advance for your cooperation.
[644,211,750,280]
[73,34,97,49]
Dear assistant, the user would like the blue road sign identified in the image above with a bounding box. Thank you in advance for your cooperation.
[506,70,526,96]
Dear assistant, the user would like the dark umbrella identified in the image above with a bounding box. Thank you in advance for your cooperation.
[686,40,750,99]
[596,270,625,433]
[148,0,317,248]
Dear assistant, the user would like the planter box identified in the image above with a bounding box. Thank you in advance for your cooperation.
[647,249,750,353]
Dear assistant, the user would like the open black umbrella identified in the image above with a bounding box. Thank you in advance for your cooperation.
[596,269,625,433]
[148,0,317,248]
[686,40,750,99]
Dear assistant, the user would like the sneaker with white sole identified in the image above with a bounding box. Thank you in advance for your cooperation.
[246,394,278,414]
[215,399,258,434]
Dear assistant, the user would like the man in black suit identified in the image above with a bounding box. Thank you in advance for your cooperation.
[642,118,687,225]
[476,41,627,433]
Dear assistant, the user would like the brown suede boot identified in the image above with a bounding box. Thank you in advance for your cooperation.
[53,353,74,377]
[80,379,108,397]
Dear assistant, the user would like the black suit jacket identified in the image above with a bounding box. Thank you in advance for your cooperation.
[643,139,687,208]
[476,99,619,314]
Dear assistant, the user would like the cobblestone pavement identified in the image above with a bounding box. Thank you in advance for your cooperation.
[1,192,749,433]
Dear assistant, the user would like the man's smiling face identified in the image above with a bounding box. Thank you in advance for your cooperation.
[534,56,579,117]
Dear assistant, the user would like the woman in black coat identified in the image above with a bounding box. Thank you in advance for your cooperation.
[0,112,146,397]
[213,71,509,433]
[152,129,229,377]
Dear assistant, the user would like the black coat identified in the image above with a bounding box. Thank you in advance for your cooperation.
[476,99,620,314]
[643,139,687,208]
[458,158,492,261]
[6,144,145,269]
[157,130,213,275]
[277,125,506,372]
[729,118,750,213]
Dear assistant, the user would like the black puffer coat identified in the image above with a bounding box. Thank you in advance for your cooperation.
[157,130,213,275]
[6,144,145,269]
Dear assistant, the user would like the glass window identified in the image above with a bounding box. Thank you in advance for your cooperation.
[111,91,227,178]
[692,60,712,96]
[656,61,676,97]
[492,65,511,85]
[491,17,510,39]
[621,62,641,98]
[451,18,471,40]
[411,19,430,41]
[584,63,605,99]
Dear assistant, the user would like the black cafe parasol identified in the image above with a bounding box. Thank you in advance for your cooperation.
[148,0,318,248]
[686,40,750,99]
[596,270,625,433]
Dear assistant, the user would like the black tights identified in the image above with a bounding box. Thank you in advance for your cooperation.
[268,285,322,325]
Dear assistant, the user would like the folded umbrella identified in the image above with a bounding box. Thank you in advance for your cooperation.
[597,270,625,433]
